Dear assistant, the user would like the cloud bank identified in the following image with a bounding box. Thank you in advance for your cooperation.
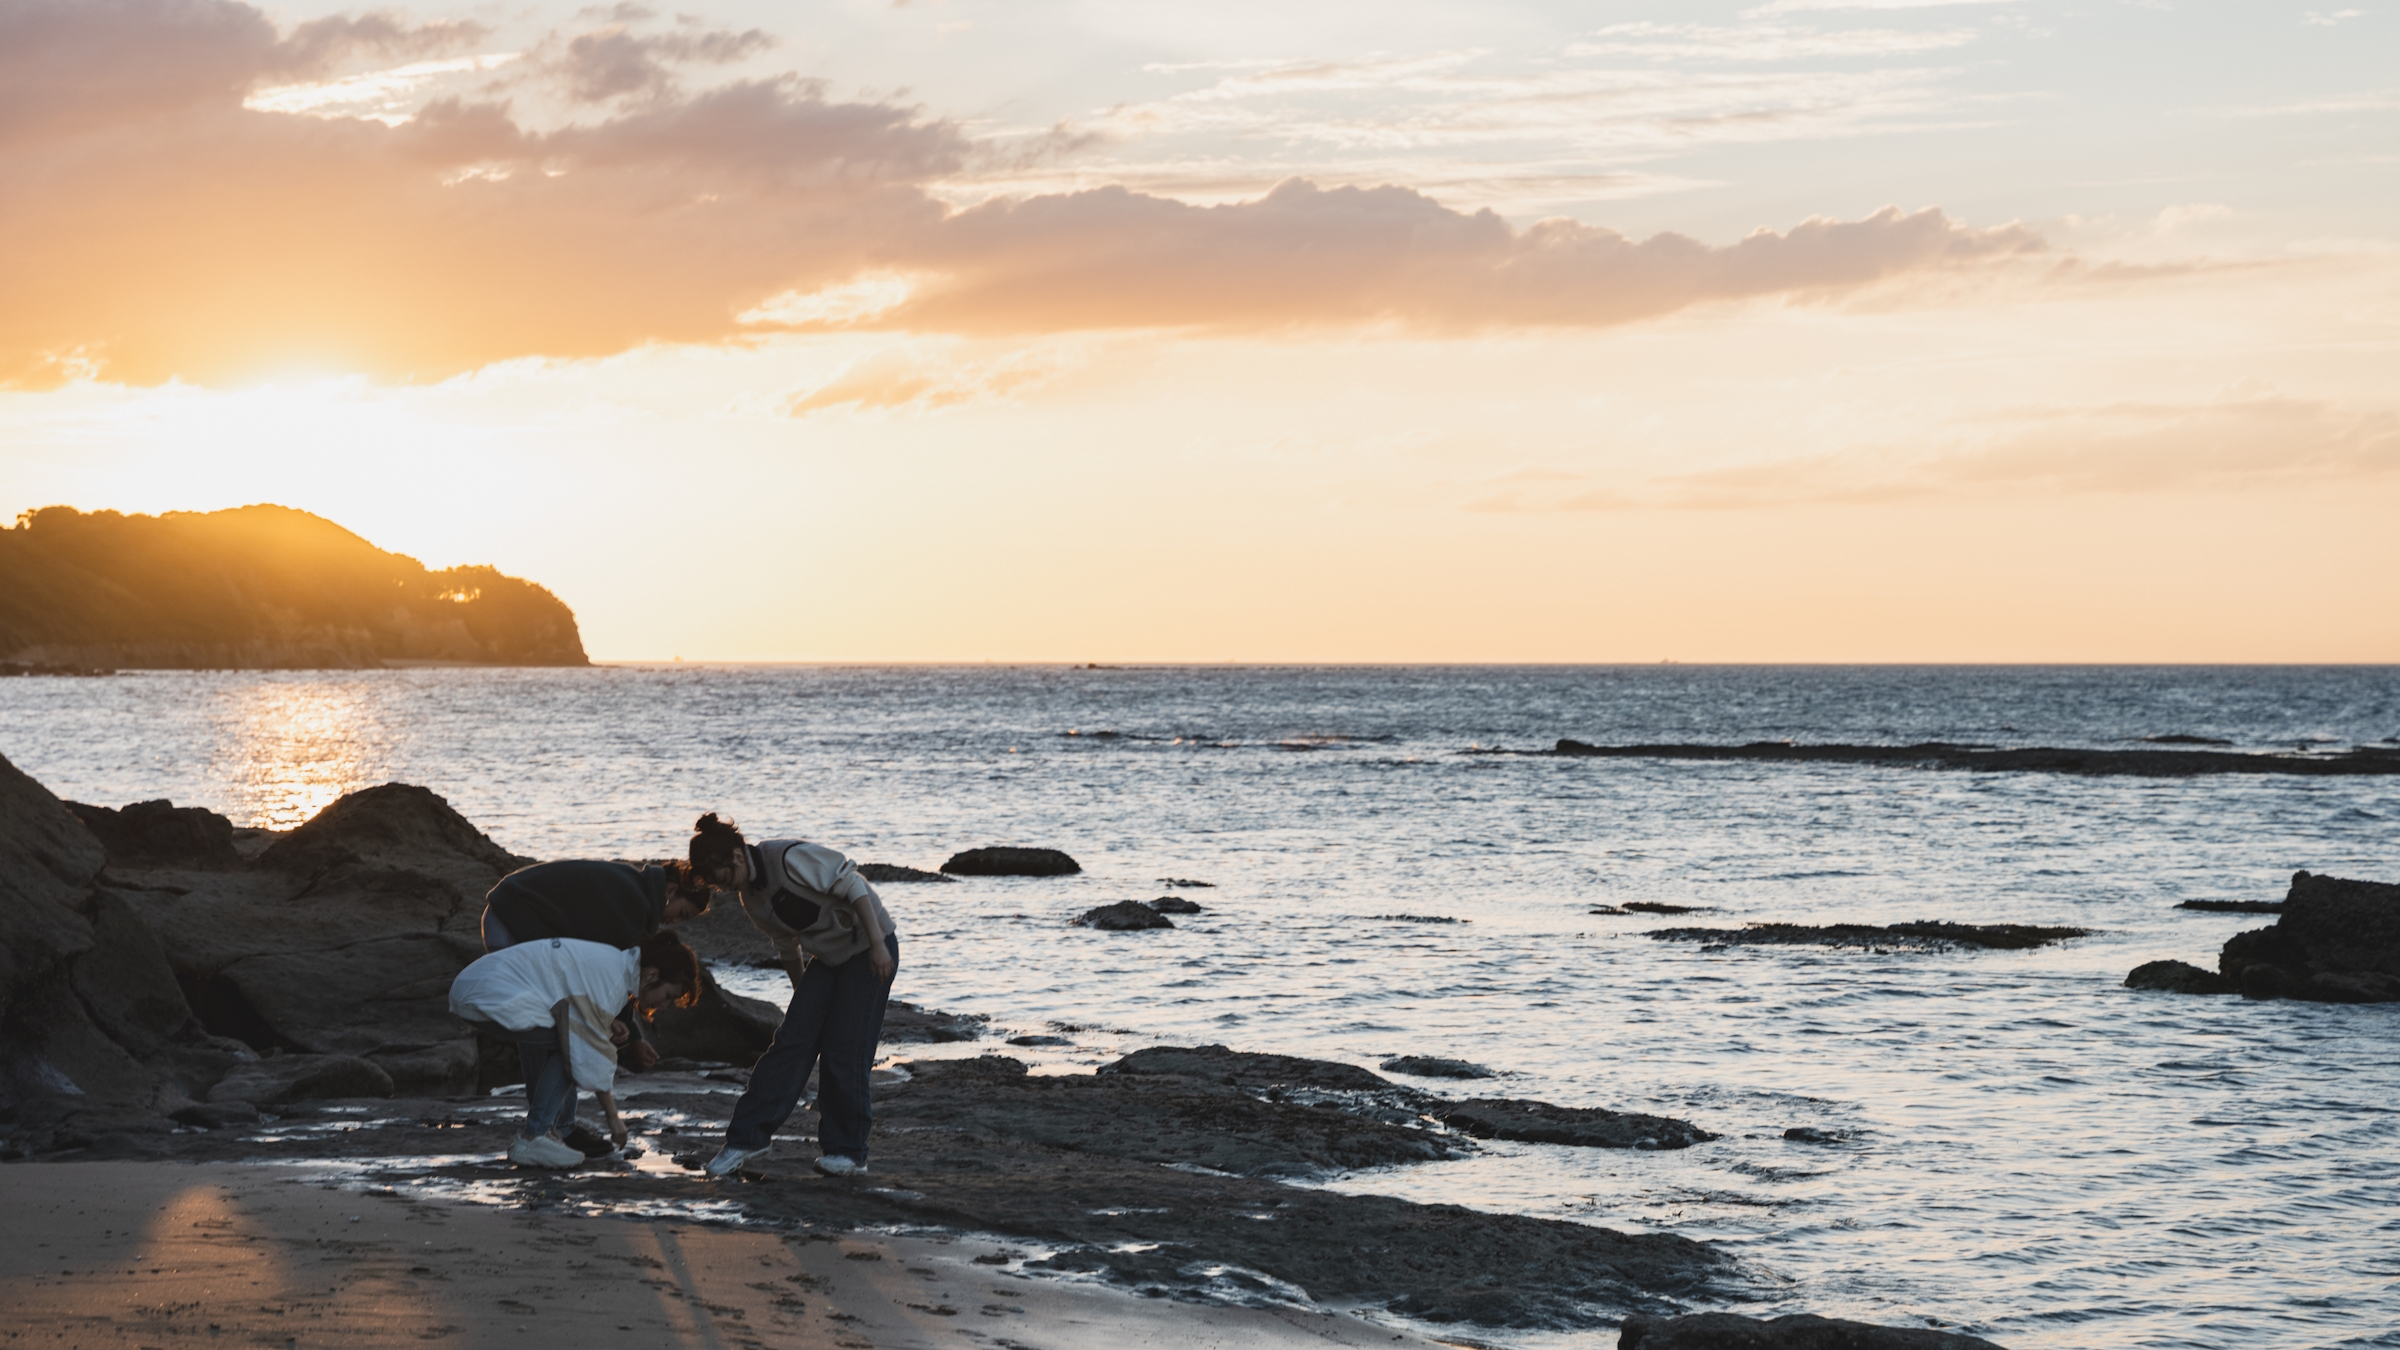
[0,0,2044,386]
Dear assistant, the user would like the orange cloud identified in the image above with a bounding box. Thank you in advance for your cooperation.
[0,0,2048,387]
[874,182,2040,333]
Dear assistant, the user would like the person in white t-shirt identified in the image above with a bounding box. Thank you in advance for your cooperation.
[450,931,700,1169]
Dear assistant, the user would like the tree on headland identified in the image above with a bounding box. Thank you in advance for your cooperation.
[0,505,588,668]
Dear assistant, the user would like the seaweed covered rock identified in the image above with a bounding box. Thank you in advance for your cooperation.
[2124,960,2232,995]
[1619,1311,2006,1348]
[1104,1044,1393,1093]
[858,862,954,883]
[1382,1055,1496,1079]
[1075,900,1174,931]
[1434,1098,1715,1150]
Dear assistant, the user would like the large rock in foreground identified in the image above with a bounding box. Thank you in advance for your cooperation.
[2128,871,2400,1003]
[94,782,527,1095]
[1620,1311,2005,1348]
[0,756,252,1149]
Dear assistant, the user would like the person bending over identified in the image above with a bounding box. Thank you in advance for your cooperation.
[479,858,712,1076]
[449,932,700,1169]
[686,813,898,1179]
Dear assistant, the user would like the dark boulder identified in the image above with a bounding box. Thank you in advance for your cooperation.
[113,784,527,1093]
[942,846,1081,877]
[1619,1312,2005,1348]
[1381,1055,1495,1079]
[2220,871,2400,1002]
[259,782,526,898]
[2134,871,2400,1003]
[1147,895,1204,914]
[207,1052,394,1106]
[1434,1098,1715,1150]
[858,862,955,884]
[2124,960,2232,994]
[1075,901,1174,931]
[66,800,243,869]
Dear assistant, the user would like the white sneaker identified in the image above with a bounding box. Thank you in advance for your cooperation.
[507,1132,585,1169]
[814,1155,868,1177]
[703,1143,771,1178]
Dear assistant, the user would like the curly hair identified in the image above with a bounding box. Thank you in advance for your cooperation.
[688,812,745,877]
[636,932,703,1014]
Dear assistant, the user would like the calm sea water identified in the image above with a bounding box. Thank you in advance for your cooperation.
[6,665,2398,1349]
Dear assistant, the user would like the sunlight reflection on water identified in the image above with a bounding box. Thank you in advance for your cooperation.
[203,677,397,827]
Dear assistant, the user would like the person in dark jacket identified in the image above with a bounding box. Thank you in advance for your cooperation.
[478,858,712,1143]
[481,859,710,954]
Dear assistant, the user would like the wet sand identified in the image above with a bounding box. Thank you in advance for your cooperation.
[3,1161,1455,1350]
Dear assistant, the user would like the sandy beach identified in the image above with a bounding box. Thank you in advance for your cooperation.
[3,1161,1453,1350]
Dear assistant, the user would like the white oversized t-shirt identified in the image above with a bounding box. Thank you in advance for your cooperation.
[448,937,638,1091]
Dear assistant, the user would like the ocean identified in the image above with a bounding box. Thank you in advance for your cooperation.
[6,664,2397,1348]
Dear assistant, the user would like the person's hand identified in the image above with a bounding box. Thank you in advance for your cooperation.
[631,1040,660,1070]
[868,944,895,984]
[610,1019,631,1046]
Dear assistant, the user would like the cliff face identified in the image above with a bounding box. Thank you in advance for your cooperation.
[0,505,587,668]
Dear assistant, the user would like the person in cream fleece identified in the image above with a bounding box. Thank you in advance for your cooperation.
[684,812,898,1179]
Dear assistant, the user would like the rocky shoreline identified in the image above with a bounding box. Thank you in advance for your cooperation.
[0,751,1753,1331]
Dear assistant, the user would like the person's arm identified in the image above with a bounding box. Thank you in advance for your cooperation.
[851,894,893,982]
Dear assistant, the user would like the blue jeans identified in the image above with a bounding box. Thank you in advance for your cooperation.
[511,1026,577,1140]
[727,934,897,1159]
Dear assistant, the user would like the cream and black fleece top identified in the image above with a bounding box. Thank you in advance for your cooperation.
[736,839,895,968]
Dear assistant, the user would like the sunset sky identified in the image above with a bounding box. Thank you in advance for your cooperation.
[2,0,2394,662]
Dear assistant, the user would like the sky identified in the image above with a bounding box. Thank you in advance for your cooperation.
[1,0,2394,662]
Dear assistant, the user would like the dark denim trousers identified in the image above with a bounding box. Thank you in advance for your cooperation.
[508,1025,577,1140]
[726,933,897,1159]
